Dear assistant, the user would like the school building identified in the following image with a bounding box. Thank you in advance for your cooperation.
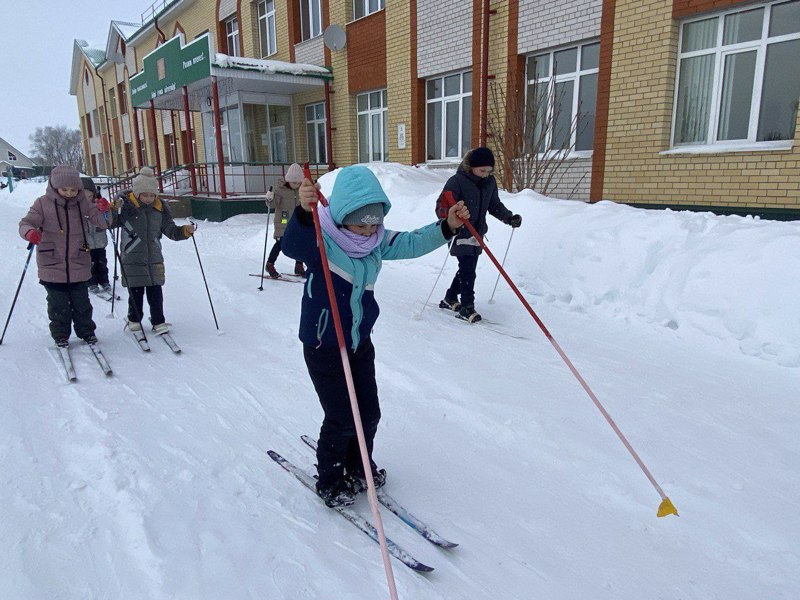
[69,0,800,220]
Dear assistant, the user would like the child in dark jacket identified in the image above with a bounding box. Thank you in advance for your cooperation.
[18,165,109,346]
[282,165,469,507]
[108,167,195,335]
[436,147,522,323]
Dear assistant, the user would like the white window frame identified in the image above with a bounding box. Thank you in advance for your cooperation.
[225,15,240,57]
[300,0,322,41]
[257,0,277,57]
[353,0,384,21]
[7,151,17,161]
[357,90,388,163]
[305,102,327,164]
[671,0,800,149]
[526,40,599,157]
[425,71,472,162]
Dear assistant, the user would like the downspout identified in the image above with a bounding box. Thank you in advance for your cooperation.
[479,0,491,147]
[154,14,167,44]
[94,66,118,177]
[324,79,334,172]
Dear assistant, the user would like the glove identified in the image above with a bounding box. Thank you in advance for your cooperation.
[25,230,42,245]
[96,197,112,213]
[265,188,274,205]
[507,214,522,228]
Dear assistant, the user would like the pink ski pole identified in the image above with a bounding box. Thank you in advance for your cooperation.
[441,191,677,518]
[303,165,401,597]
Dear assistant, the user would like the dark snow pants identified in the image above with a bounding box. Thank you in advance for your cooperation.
[447,254,480,307]
[89,248,109,286]
[42,281,96,341]
[303,338,381,491]
[127,285,165,326]
[267,237,283,264]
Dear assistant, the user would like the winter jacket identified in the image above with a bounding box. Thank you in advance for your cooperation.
[18,184,108,284]
[283,166,456,350]
[436,166,513,256]
[270,178,300,239]
[110,190,191,288]
[83,190,109,250]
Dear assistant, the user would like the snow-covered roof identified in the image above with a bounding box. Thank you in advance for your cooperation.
[212,54,333,79]
[69,40,107,96]
[113,20,142,40]
[76,40,106,67]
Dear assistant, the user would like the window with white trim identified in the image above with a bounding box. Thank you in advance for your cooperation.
[225,15,240,57]
[258,1,277,57]
[7,151,17,161]
[300,0,322,41]
[526,41,599,153]
[673,0,800,146]
[357,90,388,162]
[305,102,327,164]
[354,0,384,20]
[426,71,472,160]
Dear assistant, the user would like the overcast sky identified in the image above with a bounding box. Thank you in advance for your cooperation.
[0,0,143,154]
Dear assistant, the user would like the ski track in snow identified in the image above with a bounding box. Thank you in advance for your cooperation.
[1,174,799,599]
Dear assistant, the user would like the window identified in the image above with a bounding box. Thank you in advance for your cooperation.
[526,41,599,153]
[84,114,93,138]
[357,91,388,162]
[305,103,327,164]
[258,1,277,57]
[354,0,384,20]
[426,71,472,160]
[118,83,128,115]
[92,110,101,137]
[109,88,118,119]
[300,0,322,41]
[674,0,800,145]
[225,15,240,56]
[7,151,17,161]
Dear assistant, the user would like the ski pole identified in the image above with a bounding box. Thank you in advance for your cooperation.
[414,237,454,320]
[0,243,35,346]
[188,220,220,332]
[258,186,273,291]
[442,191,678,518]
[303,164,400,599]
[104,211,120,317]
[488,228,515,304]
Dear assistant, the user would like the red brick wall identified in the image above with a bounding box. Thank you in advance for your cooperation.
[346,11,387,94]
[673,0,752,18]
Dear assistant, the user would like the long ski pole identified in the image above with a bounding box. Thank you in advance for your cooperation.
[258,187,272,291]
[303,164,400,599]
[441,191,678,518]
[414,238,454,320]
[106,211,120,317]
[0,243,35,345]
[488,228,515,304]
[104,214,149,344]
[189,221,220,332]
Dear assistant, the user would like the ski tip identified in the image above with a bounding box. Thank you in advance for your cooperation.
[412,562,435,573]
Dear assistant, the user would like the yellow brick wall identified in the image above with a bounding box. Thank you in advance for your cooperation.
[292,89,327,164]
[385,1,412,165]
[328,0,358,165]
[605,0,800,210]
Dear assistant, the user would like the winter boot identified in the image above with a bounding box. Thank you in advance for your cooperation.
[316,481,356,508]
[100,283,112,294]
[127,320,143,332]
[55,337,69,348]
[88,284,100,294]
[294,261,306,277]
[439,294,461,311]
[152,322,170,336]
[265,262,280,279]
[456,304,482,323]
[82,334,98,344]
[345,468,387,495]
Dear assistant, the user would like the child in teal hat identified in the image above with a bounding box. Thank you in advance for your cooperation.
[282,165,470,507]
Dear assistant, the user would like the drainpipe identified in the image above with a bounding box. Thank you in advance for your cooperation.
[94,66,117,177]
[480,0,491,147]
[324,80,334,172]
[211,76,227,198]
[132,107,143,169]
[182,86,198,195]
[154,14,167,44]
[149,100,164,192]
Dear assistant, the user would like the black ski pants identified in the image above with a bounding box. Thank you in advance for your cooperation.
[89,248,109,286]
[127,285,165,326]
[267,237,283,264]
[304,338,381,491]
[447,254,480,307]
[43,281,96,341]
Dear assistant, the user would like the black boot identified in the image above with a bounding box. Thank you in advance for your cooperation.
[439,295,461,311]
[456,304,482,323]
[265,262,280,279]
[316,480,356,508]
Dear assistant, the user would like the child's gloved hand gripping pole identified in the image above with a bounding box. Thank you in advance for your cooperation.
[302,164,400,598]
[440,190,678,518]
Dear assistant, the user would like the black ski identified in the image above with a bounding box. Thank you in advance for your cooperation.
[249,273,305,284]
[86,342,113,376]
[268,449,434,572]
[300,435,458,548]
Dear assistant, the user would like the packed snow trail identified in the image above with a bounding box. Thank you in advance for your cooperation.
[1,174,798,599]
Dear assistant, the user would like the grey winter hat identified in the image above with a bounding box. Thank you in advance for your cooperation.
[132,167,159,197]
[49,165,83,190]
[342,202,385,226]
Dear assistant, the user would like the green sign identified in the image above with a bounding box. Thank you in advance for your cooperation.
[129,33,211,107]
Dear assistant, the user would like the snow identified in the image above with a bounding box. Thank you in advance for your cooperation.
[213,53,332,78]
[1,170,798,599]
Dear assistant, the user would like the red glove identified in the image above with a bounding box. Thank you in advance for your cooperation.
[96,197,112,213]
[25,230,42,245]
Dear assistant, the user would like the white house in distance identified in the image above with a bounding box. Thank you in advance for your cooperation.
[0,136,37,178]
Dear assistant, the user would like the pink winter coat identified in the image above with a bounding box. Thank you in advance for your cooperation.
[18,185,108,284]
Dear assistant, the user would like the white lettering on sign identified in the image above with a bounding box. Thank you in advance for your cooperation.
[183,53,205,70]
[133,83,148,94]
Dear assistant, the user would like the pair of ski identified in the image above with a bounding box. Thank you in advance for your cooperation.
[435,304,529,340]
[54,341,112,382]
[129,328,181,354]
[90,287,121,303]
[249,273,305,285]
[269,435,457,573]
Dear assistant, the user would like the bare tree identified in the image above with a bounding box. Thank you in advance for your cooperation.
[488,68,587,197]
[29,126,85,172]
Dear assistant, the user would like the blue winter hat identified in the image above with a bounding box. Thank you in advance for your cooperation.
[329,166,391,225]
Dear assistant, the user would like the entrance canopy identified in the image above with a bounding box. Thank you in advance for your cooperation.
[129,33,332,112]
